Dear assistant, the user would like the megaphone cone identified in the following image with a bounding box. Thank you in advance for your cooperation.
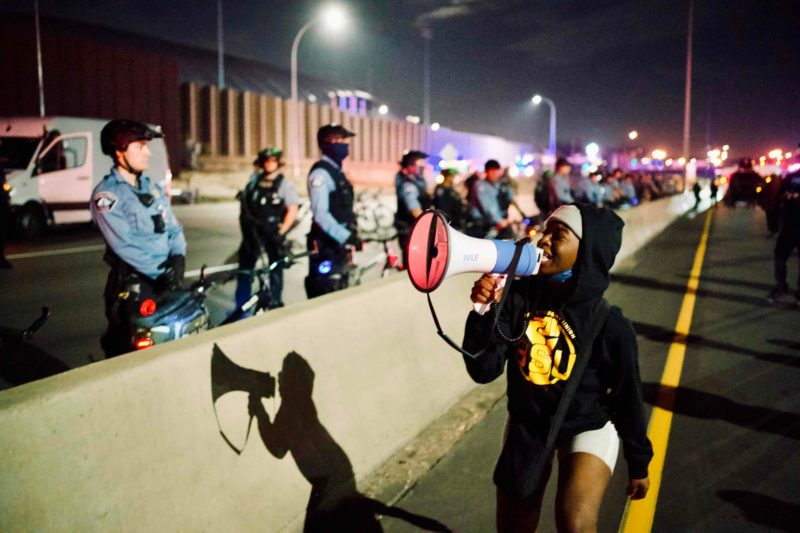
[406,210,543,293]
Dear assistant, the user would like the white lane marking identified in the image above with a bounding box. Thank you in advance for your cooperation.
[7,244,105,259]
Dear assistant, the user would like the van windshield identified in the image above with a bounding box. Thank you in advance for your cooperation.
[0,137,41,170]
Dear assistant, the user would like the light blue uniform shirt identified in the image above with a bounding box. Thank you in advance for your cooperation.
[574,175,604,205]
[307,155,352,244]
[553,173,575,204]
[91,167,186,280]
[476,179,504,225]
[400,179,422,212]
[620,180,637,201]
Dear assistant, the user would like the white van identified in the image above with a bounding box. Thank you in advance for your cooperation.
[0,116,171,237]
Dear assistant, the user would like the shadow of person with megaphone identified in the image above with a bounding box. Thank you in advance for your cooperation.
[245,351,451,532]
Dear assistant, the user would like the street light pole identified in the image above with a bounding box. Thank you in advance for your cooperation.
[34,0,45,118]
[217,0,225,89]
[682,0,693,160]
[290,19,318,180]
[421,27,432,126]
[532,94,557,163]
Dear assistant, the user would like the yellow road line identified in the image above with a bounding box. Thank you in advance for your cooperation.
[619,208,714,533]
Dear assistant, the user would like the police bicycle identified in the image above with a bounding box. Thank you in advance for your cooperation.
[129,248,312,351]
[346,236,402,286]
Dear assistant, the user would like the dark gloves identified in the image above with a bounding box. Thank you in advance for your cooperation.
[345,233,363,250]
[157,254,185,291]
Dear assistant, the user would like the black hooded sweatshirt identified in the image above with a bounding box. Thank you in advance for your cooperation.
[462,203,653,485]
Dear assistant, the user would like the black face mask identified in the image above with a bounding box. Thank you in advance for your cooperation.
[321,142,350,165]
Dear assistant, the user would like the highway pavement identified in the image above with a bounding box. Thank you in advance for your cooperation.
[380,205,800,532]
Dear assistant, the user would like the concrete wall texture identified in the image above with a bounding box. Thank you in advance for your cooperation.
[0,195,694,531]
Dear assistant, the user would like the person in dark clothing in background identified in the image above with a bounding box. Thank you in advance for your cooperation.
[236,147,300,311]
[463,203,652,532]
[767,169,800,305]
[534,170,558,223]
[394,150,431,267]
[709,178,719,206]
[433,168,470,231]
[0,167,12,269]
[759,174,782,236]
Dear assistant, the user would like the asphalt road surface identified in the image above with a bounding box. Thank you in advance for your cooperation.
[0,200,400,388]
[381,205,800,532]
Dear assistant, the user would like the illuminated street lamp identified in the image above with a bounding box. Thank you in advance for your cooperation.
[378,104,389,115]
[628,130,639,140]
[652,149,667,161]
[531,94,557,164]
[290,4,349,177]
[431,122,440,131]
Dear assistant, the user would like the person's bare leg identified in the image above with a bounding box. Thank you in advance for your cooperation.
[496,460,553,533]
[554,452,612,533]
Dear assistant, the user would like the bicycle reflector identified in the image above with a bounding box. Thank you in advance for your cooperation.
[139,298,157,317]
[135,337,154,350]
[318,260,333,275]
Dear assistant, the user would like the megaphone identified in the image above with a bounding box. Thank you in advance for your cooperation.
[407,210,543,293]
[211,344,276,454]
[211,344,276,403]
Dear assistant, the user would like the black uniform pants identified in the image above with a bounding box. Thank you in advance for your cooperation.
[236,230,285,309]
[101,269,157,357]
[305,234,349,299]
[774,225,800,292]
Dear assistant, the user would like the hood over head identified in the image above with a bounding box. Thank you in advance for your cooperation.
[569,202,623,303]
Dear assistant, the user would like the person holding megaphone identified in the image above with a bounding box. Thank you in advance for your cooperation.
[461,203,653,532]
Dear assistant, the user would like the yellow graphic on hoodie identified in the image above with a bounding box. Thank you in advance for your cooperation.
[516,310,577,385]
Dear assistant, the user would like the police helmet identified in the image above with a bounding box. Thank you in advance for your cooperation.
[400,150,429,168]
[317,124,355,146]
[253,147,284,166]
[101,120,162,156]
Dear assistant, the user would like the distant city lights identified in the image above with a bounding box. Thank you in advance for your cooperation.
[651,149,667,160]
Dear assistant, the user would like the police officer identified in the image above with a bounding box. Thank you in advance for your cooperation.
[0,166,11,269]
[236,147,300,311]
[471,159,514,239]
[433,168,470,231]
[767,168,800,305]
[91,119,186,356]
[394,150,431,266]
[305,124,359,299]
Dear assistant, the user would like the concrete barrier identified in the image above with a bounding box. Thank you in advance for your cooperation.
[0,194,695,531]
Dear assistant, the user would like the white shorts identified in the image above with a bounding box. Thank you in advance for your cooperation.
[557,421,620,474]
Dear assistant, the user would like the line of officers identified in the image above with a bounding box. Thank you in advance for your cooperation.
[89,120,519,356]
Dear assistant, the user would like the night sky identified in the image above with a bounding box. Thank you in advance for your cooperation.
[4,0,799,158]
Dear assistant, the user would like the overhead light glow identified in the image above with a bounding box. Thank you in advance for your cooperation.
[651,149,667,160]
[531,94,542,105]
[378,104,389,115]
[628,130,638,140]
[431,122,440,131]
[585,142,600,159]
[320,4,348,31]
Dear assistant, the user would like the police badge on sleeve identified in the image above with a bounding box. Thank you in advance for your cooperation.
[93,191,117,212]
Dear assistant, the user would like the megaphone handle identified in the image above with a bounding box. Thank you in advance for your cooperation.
[473,274,507,316]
